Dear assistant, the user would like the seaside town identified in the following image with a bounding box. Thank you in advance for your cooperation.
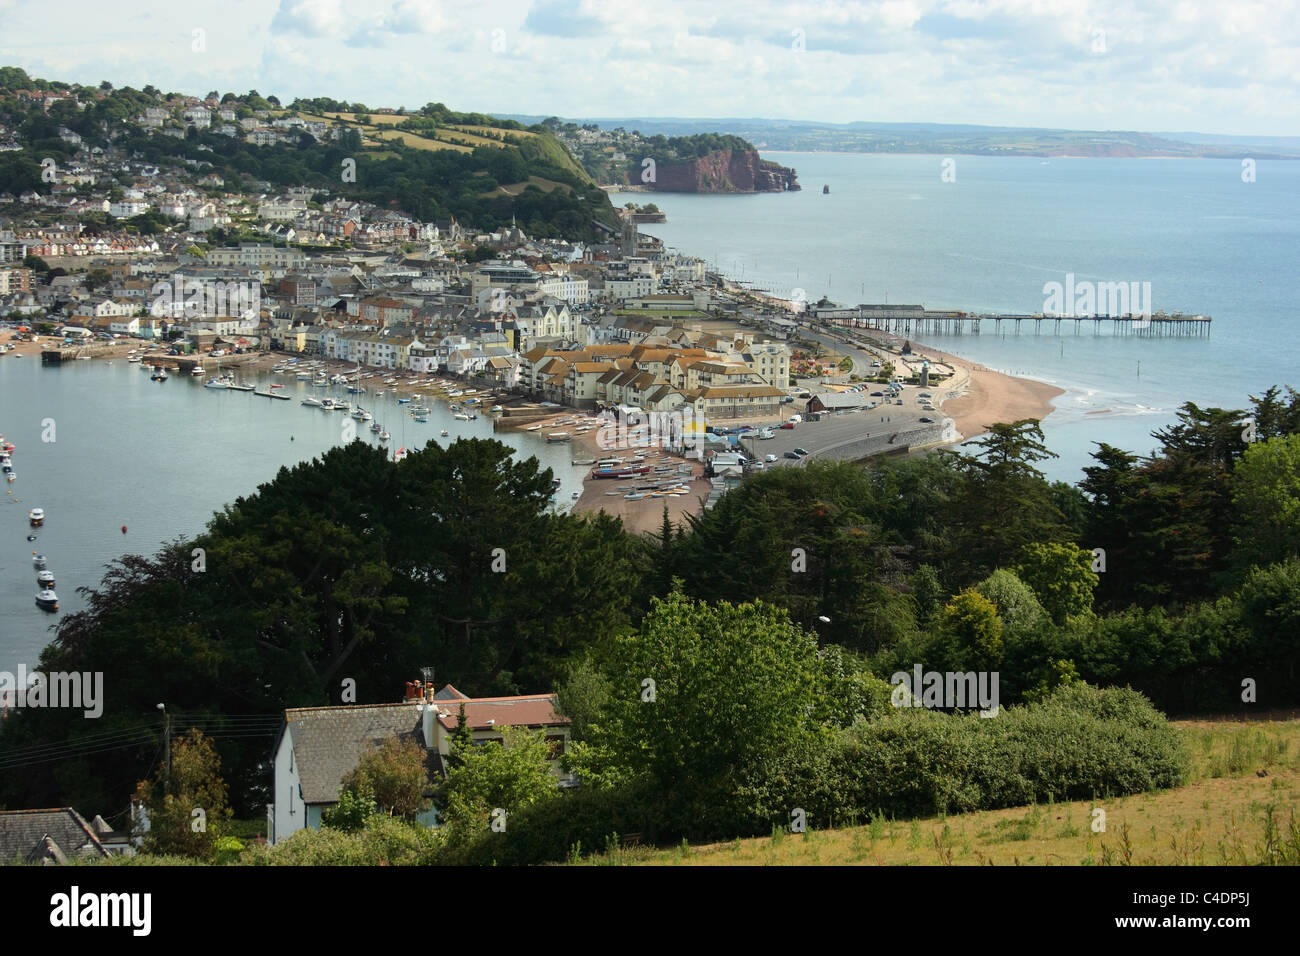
[0,85,1057,536]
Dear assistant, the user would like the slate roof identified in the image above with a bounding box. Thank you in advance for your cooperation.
[283,702,430,805]
[0,808,109,865]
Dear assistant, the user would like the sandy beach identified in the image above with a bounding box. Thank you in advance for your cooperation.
[918,345,1065,441]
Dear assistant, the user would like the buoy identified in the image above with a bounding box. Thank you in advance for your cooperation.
[121,525,128,534]
[291,436,294,441]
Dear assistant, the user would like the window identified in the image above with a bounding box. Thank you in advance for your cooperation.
[545,735,567,760]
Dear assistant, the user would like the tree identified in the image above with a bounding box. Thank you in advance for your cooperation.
[137,729,232,860]
[320,782,378,832]
[439,726,555,839]
[1231,434,1300,571]
[565,593,827,834]
[339,736,430,820]
[940,589,1004,670]
[974,569,1046,638]
[1016,542,1098,626]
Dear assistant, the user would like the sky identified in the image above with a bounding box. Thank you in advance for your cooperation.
[0,0,1296,136]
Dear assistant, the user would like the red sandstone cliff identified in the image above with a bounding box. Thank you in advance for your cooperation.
[648,149,800,193]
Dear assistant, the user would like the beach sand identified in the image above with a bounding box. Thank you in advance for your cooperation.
[893,344,1064,442]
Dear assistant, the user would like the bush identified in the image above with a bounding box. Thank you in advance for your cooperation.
[244,816,443,866]
[831,683,1188,818]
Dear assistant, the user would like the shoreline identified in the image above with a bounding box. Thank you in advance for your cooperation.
[718,280,1064,442]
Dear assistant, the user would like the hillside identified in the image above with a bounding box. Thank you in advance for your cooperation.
[577,715,1300,866]
[506,114,1300,160]
[0,69,619,241]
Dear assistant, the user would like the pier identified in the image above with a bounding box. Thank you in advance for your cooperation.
[816,305,1211,338]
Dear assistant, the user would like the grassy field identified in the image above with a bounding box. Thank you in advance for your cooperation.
[372,129,472,152]
[574,714,1300,866]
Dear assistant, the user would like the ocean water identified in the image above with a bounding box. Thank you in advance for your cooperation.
[612,153,1300,481]
[0,360,587,672]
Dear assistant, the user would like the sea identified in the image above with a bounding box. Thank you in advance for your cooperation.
[612,152,1300,480]
[0,362,588,672]
[2,153,1297,671]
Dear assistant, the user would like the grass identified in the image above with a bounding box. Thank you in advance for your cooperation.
[373,129,472,153]
[572,714,1300,866]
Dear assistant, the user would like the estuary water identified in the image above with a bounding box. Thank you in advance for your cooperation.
[0,359,586,672]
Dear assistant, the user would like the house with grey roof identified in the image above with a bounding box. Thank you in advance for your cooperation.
[0,808,112,865]
[268,682,571,845]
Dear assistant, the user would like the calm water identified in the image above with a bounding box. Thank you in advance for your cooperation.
[0,359,587,672]
[614,153,1300,480]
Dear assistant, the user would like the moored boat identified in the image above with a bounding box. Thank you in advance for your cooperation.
[32,552,47,570]
[35,589,59,612]
[37,569,55,589]
[302,397,323,407]
[28,507,44,527]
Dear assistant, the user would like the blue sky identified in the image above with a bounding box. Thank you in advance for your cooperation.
[1,0,1295,136]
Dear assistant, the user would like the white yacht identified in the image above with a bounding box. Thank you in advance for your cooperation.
[35,589,59,612]
[28,507,44,527]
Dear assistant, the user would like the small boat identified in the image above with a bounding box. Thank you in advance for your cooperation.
[571,492,580,499]
[313,378,329,388]
[546,432,570,443]
[361,410,373,421]
[269,383,284,389]
[204,379,228,389]
[152,368,168,381]
[302,397,323,407]
[29,508,44,527]
[320,398,336,410]
[32,553,47,570]
[35,589,59,612]
[297,371,313,380]
[440,429,449,437]
[413,415,428,423]
[397,397,411,404]
[823,184,830,194]
[625,492,646,500]
[453,413,472,421]
[37,569,55,589]
[350,409,365,420]
[191,366,205,376]
[370,421,381,433]
[6,472,14,482]
[378,430,390,441]
[526,424,543,431]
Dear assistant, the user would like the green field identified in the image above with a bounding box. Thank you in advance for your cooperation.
[573,715,1300,866]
